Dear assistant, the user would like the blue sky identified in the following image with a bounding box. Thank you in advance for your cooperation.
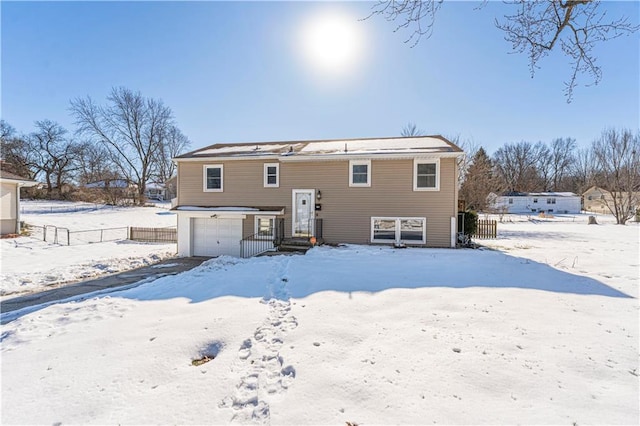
[2,1,638,154]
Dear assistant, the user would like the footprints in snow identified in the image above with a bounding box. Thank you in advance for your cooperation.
[224,259,298,424]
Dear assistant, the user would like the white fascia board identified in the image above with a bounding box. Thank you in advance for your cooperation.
[0,178,39,187]
[278,152,462,162]
[175,208,284,218]
[173,151,463,163]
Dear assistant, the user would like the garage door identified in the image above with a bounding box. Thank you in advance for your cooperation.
[192,217,242,257]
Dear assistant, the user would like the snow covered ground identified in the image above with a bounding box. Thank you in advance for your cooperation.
[1,200,176,297]
[1,213,638,424]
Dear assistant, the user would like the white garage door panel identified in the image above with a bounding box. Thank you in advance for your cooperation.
[192,218,242,257]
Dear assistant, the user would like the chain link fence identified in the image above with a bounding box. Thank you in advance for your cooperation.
[25,224,129,245]
[21,203,107,215]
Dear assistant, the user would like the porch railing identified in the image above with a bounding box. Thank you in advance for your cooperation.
[240,218,285,258]
[240,232,277,258]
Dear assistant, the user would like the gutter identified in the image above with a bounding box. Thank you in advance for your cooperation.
[173,151,465,163]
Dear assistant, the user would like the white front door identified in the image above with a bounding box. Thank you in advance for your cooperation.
[292,189,314,237]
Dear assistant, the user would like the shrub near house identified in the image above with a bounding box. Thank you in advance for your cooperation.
[172,136,464,257]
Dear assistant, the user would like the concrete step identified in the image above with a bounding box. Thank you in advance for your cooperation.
[278,244,311,253]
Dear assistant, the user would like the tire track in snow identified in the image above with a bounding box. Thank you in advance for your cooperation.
[221,257,297,424]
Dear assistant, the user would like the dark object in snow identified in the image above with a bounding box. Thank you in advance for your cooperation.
[191,355,214,366]
[588,216,598,225]
[452,347,461,353]
[313,342,321,347]
[191,341,223,366]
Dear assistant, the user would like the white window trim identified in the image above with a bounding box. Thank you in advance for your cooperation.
[254,215,275,239]
[413,158,440,191]
[203,164,224,192]
[349,160,371,187]
[370,217,426,245]
[263,163,280,188]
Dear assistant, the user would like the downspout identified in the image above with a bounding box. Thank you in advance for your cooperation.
[452,156,460,248]
[15,183,22,234]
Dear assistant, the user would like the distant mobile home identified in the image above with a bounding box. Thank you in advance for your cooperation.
[487,191,581,214]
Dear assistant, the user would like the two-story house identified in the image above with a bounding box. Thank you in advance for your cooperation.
[583,185,640,215]
[172,136,464,257]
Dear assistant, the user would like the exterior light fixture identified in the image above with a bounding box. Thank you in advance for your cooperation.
[316,190,322,200]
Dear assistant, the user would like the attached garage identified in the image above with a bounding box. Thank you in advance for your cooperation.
[191,217,242,257]
[175,207,285,258]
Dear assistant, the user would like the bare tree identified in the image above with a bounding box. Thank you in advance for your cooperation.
[591,128,640,224]
[570,146,597,194]
[151,125,190,183]
[534,142,553,191]
[71,87,176,203]
[449,134,477,188]
[493,141,544,192]
[75,142,119,185]
[26,120,79,196]
[367,0,638,101]
[401,122,426,137]
[0,120,33,178]
[548,137,576,190]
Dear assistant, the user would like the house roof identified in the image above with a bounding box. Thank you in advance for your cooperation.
[172,205,285,215]
[175,135,464,161]
[85,179,134,189]
[146,182,166,190]
[0,170,38,186]
[498,191,579,197]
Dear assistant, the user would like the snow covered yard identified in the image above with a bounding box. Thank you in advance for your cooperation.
[1,215,638,424]
[1,200,176,297]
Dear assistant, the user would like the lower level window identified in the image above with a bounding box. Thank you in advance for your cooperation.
[255,216,275,239]
[371,217,426,244]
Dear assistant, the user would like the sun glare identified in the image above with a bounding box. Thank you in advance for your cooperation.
[299,10,365,77]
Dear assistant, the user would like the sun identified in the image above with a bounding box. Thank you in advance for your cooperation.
[299,10,365,77]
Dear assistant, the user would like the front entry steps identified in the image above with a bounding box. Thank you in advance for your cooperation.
[277,237,323,254]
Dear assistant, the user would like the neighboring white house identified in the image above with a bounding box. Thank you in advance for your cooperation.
[144,182,167,201]
[0,170,38,235]
[487,191,582,214]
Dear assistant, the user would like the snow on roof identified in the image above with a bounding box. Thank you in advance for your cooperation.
[145,182,166,190]
[85,179,133,188]
[299,137,455,154]
[175,136,462,160]
[499,191,579,198]
[176,206,261,211]
[193,143,295,157]
[0,170,38,185]
[173,206,286,214]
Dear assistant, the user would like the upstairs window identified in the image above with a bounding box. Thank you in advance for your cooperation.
[547,198,556,204]
[533,198,538,203]
[349,160,371,187]
[203,165,223,192]
[508,198,513,204]
[264,163,279,188]
[413,159,439,191]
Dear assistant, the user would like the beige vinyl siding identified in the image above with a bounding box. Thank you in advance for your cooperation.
[178,157,457,247]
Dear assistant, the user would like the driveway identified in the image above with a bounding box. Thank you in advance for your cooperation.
[1,256,210,321]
